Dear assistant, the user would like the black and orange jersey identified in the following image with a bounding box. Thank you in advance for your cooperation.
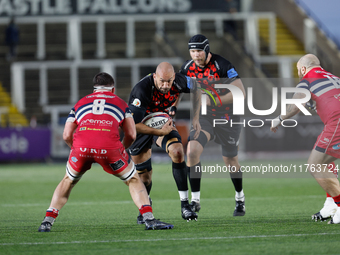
[180,52,240,120]
[128,72,195,123]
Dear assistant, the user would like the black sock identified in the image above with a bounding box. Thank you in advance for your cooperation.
[181,200,189,207]
[188,162,202,192]
[230,168,242,192]
[145,181,152,195]
[172,161,188,191]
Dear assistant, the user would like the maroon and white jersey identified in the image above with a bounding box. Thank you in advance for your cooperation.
[66,91,132,149]
[297,67,340,125]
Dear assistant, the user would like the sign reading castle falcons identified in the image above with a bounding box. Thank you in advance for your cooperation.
[0,0,228,16]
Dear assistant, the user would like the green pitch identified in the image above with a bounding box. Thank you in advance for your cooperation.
[1,159,340,254]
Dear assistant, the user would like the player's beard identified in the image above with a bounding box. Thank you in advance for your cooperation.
[155,81,171,94]
[194,58,205,68]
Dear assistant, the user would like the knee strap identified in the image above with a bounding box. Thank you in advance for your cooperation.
[66,164,83,181]
[160,131,182,153]
[188,130,208,148]
[135,158,152,174]
[162,137,181,153]
[119,162,137,182]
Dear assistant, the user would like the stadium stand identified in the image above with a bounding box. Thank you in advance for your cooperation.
[0,82,28,127]
[1,0,340,159]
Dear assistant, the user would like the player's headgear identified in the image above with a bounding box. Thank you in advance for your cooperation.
[93,72,115,90]
[188,34,210,61]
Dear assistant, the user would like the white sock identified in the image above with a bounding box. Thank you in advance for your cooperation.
[143,212,154,221]
[326,197,334,202]
[235,190,245,201]
[179,190,189,201]
[325,197,335,204]
[191,191,200,202]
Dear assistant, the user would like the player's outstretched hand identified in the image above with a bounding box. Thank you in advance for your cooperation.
[270,126,278,133]
[270,117,281,133]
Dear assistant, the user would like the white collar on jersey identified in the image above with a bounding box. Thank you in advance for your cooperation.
[93,86,114,91]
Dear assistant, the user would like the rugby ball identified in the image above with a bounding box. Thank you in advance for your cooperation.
[141,112,171,129]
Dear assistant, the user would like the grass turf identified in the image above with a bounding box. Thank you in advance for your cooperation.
[1,159,340,254]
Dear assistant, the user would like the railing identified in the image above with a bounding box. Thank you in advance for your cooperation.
[11,57,182,117]
[8,12,278,111]
[0,12,277,60]
[8,11,314,125]
[3,10,316,158]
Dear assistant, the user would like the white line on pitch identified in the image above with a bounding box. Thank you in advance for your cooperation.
[0,195,324,207]
[0,232,338,246]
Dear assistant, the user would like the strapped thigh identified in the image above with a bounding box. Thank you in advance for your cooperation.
[188,130,209,148]
[119,161,136,182]
[66,162,83,181]
[160,130,182,153]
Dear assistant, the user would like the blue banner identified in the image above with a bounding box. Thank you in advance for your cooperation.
[0,128,51,161]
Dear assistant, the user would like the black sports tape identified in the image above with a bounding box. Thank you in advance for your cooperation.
[135,158,152,172]
[188,130,208,148]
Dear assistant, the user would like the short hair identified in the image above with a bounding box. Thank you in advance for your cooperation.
[92,72,114,87]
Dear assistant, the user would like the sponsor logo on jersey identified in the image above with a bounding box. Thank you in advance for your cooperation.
[110,159,125,171]
[71,157,78,162]
[79,148,107,154]
[132,98,141,107]
[333,143,340,150]
[227,136,235,144]
[129,148,139,152]
[79,127,86,131]
[320,138,330,144]
[80,119,113,126]
[87,128,101,131]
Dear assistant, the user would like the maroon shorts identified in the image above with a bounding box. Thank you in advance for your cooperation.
[68,146,130,175]
[314,119,340,159]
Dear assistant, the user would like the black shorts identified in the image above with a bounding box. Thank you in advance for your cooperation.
[128,130,182,156]
[199,116,242,157]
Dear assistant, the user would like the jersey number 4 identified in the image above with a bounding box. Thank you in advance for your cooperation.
[92,99,106,115]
